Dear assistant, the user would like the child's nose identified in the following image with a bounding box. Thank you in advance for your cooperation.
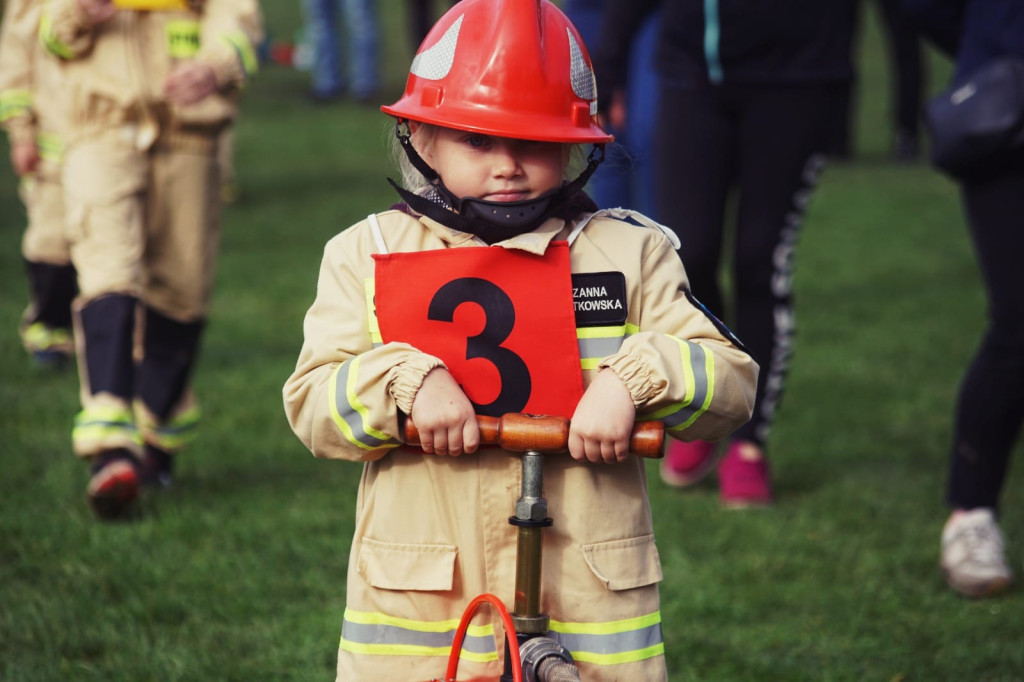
[491,141,522,177]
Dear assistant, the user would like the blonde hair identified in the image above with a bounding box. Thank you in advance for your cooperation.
[387,122,591,195]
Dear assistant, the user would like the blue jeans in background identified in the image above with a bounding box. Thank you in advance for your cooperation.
[302,0,380,100]
[563,0,660,217]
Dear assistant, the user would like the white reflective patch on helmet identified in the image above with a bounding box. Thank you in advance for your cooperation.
[410,15,463,81]
[567,30,596,102]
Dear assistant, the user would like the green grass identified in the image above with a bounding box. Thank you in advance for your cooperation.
[2,4,1022,681]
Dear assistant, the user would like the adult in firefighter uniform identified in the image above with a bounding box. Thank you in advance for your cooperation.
[0,0,77,366]
[284,0,759,679]
[40,0,262,518]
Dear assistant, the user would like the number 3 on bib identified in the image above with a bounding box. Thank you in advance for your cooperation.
[374,242,584,418]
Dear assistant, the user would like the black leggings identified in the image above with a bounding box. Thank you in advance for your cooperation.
[654,84,834,447]
[946,172,1024,511]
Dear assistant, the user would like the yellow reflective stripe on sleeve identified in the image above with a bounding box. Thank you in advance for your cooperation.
[36,132,64,163]
[0,89,32,122]
[328,357,401,450]
[340,608,499,661]
[166,20,201,58]
[548,611,664,665]
[39,11,73,59]
[364,278,382,346]
[645,337,715,432]
[221,30,258,76]
[577,323,638,370]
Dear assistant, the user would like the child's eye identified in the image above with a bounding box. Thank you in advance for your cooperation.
[464,135,490,149]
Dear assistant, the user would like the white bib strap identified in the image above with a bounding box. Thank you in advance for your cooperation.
[367,213,388,254]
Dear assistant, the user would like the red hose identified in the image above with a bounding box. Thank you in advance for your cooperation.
[444,593,523,682]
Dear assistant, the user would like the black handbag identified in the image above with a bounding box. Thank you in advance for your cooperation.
[925,57,1024,178]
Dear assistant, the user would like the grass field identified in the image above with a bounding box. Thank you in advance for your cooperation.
[2,3,1023,681]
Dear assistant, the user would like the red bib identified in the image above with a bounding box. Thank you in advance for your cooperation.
[374,242,583,418]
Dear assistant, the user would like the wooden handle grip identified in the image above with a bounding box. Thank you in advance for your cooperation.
[402,413,664,458]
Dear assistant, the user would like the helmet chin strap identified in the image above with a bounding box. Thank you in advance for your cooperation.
[390,120,605,244]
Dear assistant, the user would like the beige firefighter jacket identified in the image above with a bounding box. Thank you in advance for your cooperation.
[38,0,262,144]
[0,0,67,174]
[284,209,759,681]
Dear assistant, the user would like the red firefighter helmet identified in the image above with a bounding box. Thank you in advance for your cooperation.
[381,0,613,144]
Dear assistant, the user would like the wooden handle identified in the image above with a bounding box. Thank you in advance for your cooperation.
[402,413,664,458]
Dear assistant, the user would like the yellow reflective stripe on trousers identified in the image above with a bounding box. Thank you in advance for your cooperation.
[221,30,259,76]
[39,11,74,59]
[20,321,71,352]
[328,357,400,450]
[0,89,32,122]
[340,608,499,662]
[646,337,715,432]
[548,611,664,665]
[73,406,140,443]
[577,323,638,370]
[146,404,201,450]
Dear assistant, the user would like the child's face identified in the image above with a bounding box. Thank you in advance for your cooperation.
[422,127,569,202]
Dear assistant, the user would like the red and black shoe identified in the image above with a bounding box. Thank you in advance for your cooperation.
[86,448,140,520]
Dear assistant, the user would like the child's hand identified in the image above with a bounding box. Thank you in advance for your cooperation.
[10,141,39,176]
[410,368,480,457]
[568,369,635,463]
[164,63,219,105]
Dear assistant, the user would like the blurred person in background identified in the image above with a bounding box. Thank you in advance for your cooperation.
[302,0,378,103]
[1,0,77,368]
[39,0,263,520]
[594,0,857,507]
[828,0,927,161]
[564,0,660,214]
[904,0,1024,599]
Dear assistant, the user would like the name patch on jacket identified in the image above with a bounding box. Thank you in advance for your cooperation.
[572,272,628,327]
[374,242,584,419]
[166,21,201,58]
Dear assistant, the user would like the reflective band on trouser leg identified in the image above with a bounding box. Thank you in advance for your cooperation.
[73,406,141,455]
[339,608,499,662]
[20,321,73,354]
[577,323,636,370]
[138,404,201,452]
[646,338,715,433]
[328,358,400,451]
[548,611,664,665]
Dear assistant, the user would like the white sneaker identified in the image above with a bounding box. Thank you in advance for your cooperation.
[939,508,1014,598]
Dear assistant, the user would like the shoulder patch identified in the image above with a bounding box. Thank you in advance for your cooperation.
[684,289,750,354]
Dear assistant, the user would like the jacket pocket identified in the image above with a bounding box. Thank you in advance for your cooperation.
[358,537,458,591]
[581,534,663,591]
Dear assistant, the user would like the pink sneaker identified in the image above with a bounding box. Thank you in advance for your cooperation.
[718,440,773,508]
[660,439,718,488]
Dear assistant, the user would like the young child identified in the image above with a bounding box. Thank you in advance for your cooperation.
[283,0,758,679]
